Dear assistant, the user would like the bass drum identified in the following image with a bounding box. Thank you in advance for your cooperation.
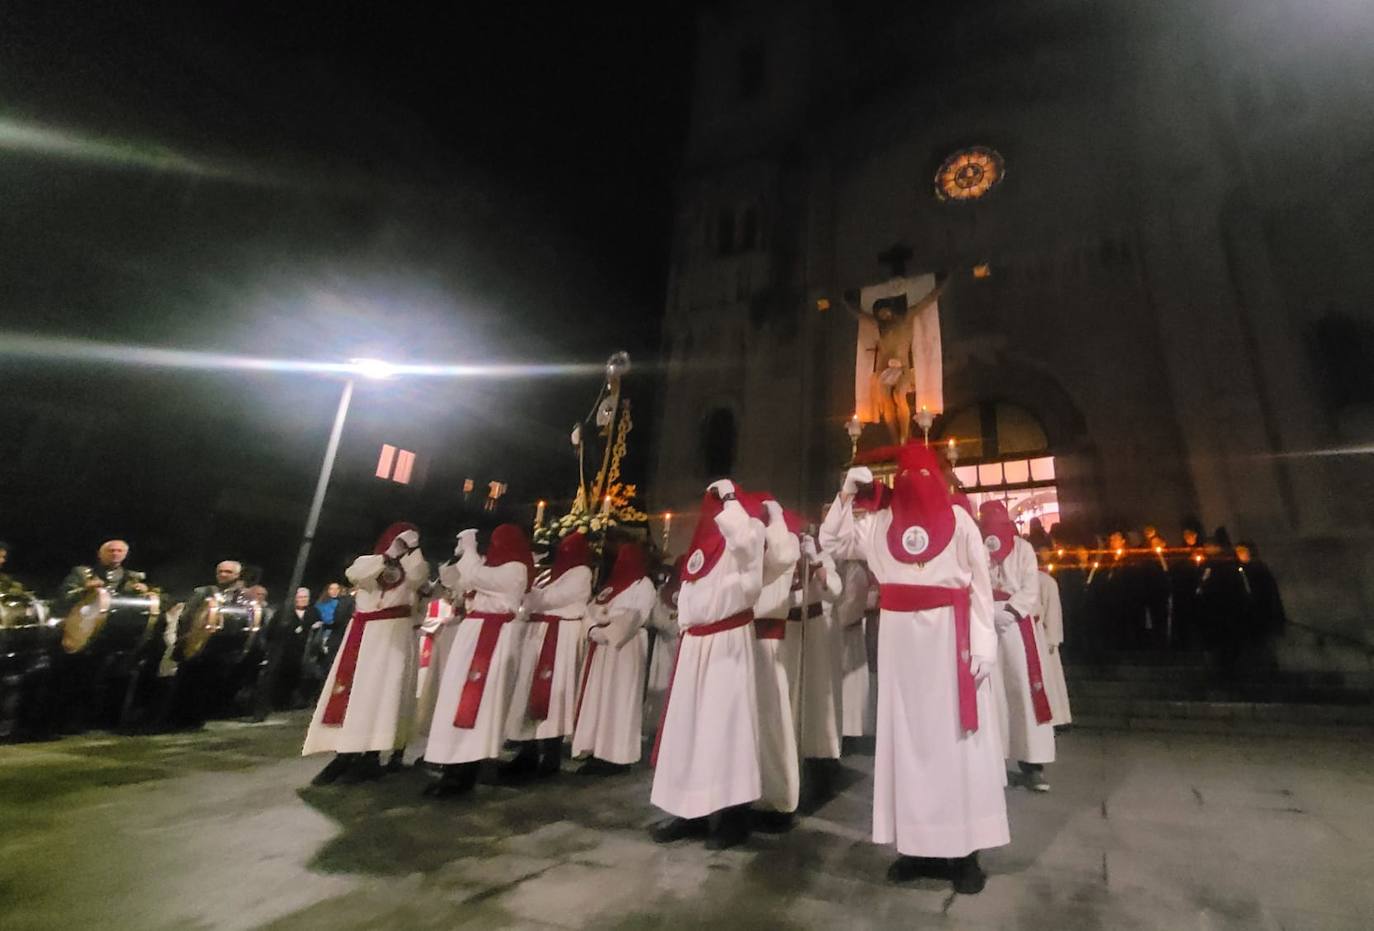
[61,589,161,655]
[179,596,264,661]
[0,592,57,652]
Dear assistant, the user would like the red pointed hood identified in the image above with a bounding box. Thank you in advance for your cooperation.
[884,443,955,564]
[548,531,591,582]
[783,509,807,536]
[977,499,1017,565]
[487,523,534,587]
[374,522,419,555]
[599,543,647,602]
[681,486,763,582]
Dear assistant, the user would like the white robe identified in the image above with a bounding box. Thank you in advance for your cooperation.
[990,537,1056,765]
[797,549,844,760]
[837,561,874,738]
[302,548,427,756]
[423,553,528,765]
[644,597,678,733]
[413,596,459,747]
[821,498,1010,858]
[572,577,655,764]
[1037,571,1072,726]
[752,517,802,814]
[650,499,765,820]
[506,566,592,741]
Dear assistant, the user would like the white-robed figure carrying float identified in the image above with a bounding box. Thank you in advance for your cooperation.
[649,479,765,851]
[1037,569,1072,726]
[820,443,1008,894]
[504,531,594,780]
[572,542,655,771]
[421,524,532,797]
[304,522,427,785]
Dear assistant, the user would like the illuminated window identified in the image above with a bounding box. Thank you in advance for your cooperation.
[939,402,1057,532]
[376,444,416,485]
[934,146,1005,202]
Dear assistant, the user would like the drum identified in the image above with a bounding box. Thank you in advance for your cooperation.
[179,595,264,661]
[61,589,161,655]
[0,591,58,655]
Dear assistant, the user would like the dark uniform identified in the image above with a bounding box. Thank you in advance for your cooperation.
[164,580,250,727]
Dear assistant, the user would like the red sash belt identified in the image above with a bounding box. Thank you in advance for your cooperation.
[452,610,516,728]
[322,604,412,726]
[992,589,1052,724]
[651,609,752,765]
[526,613,570,721]
[786,603,824,621]
[878,583,978,734]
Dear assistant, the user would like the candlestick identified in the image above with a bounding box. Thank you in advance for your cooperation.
[662,511,673,548]
[845,413,862,462]
[915,405,935,446]
[534,499,546,531]
[601,494,612,518]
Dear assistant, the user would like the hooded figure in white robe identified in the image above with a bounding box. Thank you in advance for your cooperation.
[837,561,875,738]
[572,542,655,770]
[1037,570,1072,726]
[421,524,532,797]
[749,497,803,819]
[504,531,593,779]
[980,500,1056,787]
[821,444,1008,894]
[413,593,459,756]
[304,522,427,786]
[649,479,765,850]
[795,531,844,771]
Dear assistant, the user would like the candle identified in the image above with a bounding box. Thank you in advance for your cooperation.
[534,499,546,529]
[663,511,673,542]
[601,494,612,518]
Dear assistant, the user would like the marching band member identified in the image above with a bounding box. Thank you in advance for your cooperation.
[572,541,655,773]
[1037,565,1072,727]
[979,500,1056,791]
[795,529,844,794]
[749,496,803,827]
[650,479,765,850]
[422,524,532,797]
[820,444,1007,893]
[504,531,593,780]
[643,557,683,731]
[167,560,249,728]
[837,560,875,740]
[303,523,427,786]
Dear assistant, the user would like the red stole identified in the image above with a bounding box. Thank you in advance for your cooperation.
[992,589,1053,724]
[525,613,564,721]
[877,584,978,734]
[452,610,516,728]
[321,604,412,726]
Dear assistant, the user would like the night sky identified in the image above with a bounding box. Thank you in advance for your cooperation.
[1,2,697,589]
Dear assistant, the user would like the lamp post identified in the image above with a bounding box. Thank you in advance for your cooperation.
[282,358,394,616]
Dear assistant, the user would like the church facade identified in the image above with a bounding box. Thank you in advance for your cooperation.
[651,1,1374,641]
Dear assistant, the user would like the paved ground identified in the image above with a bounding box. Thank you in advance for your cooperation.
[1,716,1371,930]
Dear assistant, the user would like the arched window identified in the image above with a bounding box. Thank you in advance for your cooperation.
[701,407,738,478]
[938,401,1058,532]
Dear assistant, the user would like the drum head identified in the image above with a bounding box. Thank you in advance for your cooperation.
[62,588,111,653]
[180,599,219,661]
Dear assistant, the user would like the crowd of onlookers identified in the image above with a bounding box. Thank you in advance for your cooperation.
[1027,516,1288,675]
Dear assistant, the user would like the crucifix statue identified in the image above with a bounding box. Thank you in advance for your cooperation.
[846,244,947,444]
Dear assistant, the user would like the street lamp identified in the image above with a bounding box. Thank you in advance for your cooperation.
[282,358,394,619]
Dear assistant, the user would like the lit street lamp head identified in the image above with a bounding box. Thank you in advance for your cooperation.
[350,357,396,380]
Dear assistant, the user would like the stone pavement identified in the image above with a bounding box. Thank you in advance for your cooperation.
[1,716,1371,930]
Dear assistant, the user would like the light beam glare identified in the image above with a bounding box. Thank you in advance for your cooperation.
[0,332,611,380]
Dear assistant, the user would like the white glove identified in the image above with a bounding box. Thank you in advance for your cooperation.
[800,534,819,561]
[455,529,478,556]
[707,478,735,499]
[386,529,420,558]
[994,607,1019,633]
[841,466,873,496]
[763,499,784,524]
[570,424,582,447]
[588,626,609,645]
[970,655,995,685]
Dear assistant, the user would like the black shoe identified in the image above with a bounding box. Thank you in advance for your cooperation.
[499,744,540,783]
[751,809,795,834]
[310,753,357,786]
[951,853,987,895]
[338,751,384,784]
[576,758,629,776]
[886,856,948,883]
[423,765,476,799]
[385,749,407,773]
[705,806,750,851]
[650,817,709,844]
[536,738,563,778]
